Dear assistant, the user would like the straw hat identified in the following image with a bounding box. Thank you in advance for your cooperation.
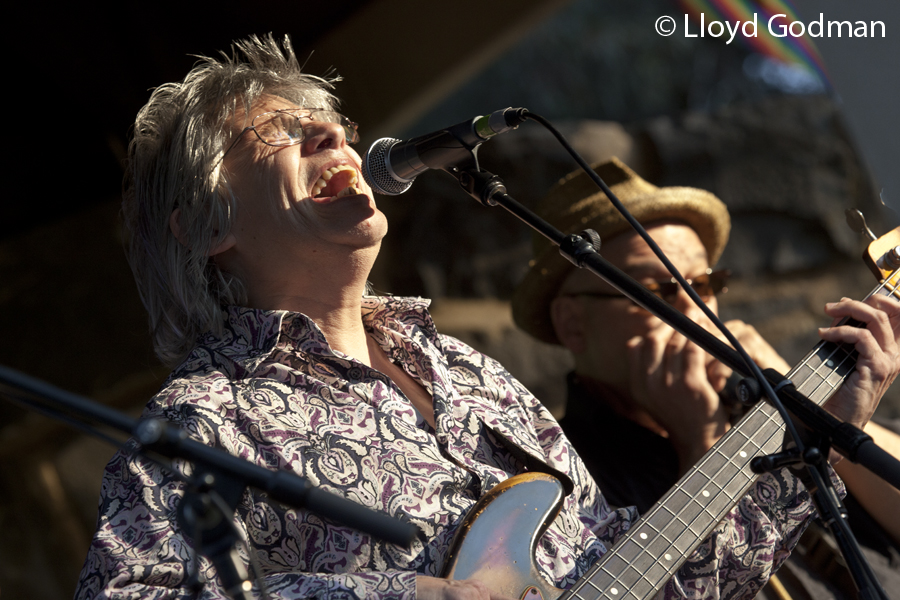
[511,157,731,345]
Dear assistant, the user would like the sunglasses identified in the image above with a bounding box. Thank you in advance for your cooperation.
[567,268,730,304]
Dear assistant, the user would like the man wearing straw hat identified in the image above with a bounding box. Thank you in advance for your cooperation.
[512,157,900,597]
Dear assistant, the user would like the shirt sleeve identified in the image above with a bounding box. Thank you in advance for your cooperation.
[74,383,419,600]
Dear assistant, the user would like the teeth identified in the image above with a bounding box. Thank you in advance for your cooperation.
[336,185,360,198]
[312,165,358,197]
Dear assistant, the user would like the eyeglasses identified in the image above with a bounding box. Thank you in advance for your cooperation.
[219,108,360,163]
[568,268,730,304]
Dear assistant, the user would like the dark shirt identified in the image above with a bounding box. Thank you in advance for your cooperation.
[558,373,679,514]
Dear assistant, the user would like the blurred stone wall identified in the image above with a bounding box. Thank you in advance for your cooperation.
[378,94,900,423]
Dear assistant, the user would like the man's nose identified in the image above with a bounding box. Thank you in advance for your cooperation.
[672,286,704,314]
[302,120,346,152]
[672,286,717,326]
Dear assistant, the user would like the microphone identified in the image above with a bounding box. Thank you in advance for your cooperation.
[361,107,529,195]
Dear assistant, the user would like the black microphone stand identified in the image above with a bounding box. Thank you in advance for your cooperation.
[177,464,257,600]
[0,365,420,600]
[438,149,898,600]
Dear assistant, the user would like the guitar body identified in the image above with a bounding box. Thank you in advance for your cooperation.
[442,472,566,600]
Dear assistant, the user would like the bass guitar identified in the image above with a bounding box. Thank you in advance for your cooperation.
[442,228,900,600]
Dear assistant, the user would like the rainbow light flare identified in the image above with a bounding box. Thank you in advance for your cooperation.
[677,0,830,86]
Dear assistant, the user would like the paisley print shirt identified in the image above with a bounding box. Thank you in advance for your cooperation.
[76,296,824,599]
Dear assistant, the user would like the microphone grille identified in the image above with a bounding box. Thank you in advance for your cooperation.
[362,138,413,196]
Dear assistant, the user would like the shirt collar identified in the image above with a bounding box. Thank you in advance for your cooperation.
[194,296,437,374]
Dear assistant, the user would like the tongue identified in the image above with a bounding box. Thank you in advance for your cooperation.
[318,170,358,198]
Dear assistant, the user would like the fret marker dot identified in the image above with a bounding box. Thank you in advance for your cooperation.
[664,553,672,561]
[702,490,710,497]
[739,451,747,458]
[640,532,648,540]
[610,588,619,595]
[826,359,834,367]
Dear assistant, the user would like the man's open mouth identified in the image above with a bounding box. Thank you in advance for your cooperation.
[312,165,362,200]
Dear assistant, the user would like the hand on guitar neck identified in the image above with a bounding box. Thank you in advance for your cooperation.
[818,295,900,437]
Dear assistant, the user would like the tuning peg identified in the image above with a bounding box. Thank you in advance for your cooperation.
[886,246,900,269]
[845,209,878,241]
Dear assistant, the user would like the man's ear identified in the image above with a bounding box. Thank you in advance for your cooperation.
[169,208,236,256]
[550,296,588,354]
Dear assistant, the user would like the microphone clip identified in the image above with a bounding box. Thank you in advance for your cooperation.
[455,168,508,207]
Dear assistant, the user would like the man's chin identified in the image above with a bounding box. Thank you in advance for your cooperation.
[336,211,389,249]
